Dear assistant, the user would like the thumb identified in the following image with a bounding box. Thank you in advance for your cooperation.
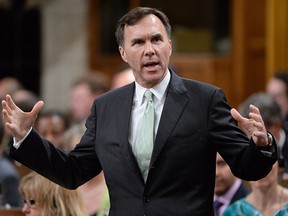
[31,101,44,117]
[230,108,244,123]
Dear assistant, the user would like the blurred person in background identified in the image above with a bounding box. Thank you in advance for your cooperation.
[110,64,135,90]
[66,72,110,215]
[0,117,22,208]
[2,89,40,178]
[20,171,87,216]
[69,72,109,127]
[223,92,288,215]
[214,153,251,216]
[266,70,288,132]
[266,71,288,173]
[240,92,288,181]
[223,161,288,216]
[35,110,70,150]
[63,124,110,216]
[0,77,23,101]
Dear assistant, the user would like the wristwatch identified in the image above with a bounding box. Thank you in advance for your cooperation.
[258,132,275,157]
[267,132,273,147]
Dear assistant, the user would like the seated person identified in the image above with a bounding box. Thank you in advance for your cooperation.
[223,162,288,216]
[214,153,250,216]
[35,110,70,149]
[63,124,110,216]
[0,117,22,208]
[20,172,87,216]
[223,92,288,216]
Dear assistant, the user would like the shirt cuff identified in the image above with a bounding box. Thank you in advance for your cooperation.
[257,132,277,158]
[13,127,33,149]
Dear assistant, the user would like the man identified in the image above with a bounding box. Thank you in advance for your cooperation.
[69,72,109,126]
[111,64,135,89]
[2,7,277,215]
[239,92,288,181]
[266,71,288,176]
[221,92,287,215]
[35,110,69,150]
[266,71,288,131]
[214,153,250,216]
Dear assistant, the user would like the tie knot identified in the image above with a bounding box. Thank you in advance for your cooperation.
[144,90,153,101]
[214,200,224,209]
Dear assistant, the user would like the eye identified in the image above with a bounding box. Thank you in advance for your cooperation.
[152,34,163,43]
[152,38,160,42]
[132,39,143,46]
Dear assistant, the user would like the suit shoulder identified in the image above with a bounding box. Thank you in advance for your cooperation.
[181,77,221,93]
[94,83,133,103]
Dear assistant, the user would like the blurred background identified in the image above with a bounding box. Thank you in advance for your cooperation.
[0,0,287,110]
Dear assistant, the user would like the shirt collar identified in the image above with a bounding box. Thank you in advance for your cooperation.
[135,70,170,105]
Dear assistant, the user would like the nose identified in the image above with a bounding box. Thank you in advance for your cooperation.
[144,42,155,56]
[215,167,220,177]
[22,203,30,213]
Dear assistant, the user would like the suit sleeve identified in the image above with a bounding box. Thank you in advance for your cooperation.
[208,88,277,181]
[9,103,102,189]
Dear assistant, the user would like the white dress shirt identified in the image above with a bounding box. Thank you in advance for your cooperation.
[129,71,170,152]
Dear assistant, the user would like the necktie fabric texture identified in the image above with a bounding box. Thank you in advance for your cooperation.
[214,200,224,216]
[134,90,155,182]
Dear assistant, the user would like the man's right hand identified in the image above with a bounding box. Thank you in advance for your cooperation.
[2,94,44,142]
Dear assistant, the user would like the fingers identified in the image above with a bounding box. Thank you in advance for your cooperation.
[230,108,244,122]
[5,94,17,110]
[2,109,10,126]
[249,104,265,125]
[2,97,11,115]
[2,95,12,124]
[31,101,44,116]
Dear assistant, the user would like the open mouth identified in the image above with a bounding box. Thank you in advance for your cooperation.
[144,61,159,68]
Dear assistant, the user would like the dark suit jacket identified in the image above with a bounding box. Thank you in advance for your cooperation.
[10,70,276,216]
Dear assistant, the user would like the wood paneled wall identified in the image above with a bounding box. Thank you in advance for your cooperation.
[266,0,288,79]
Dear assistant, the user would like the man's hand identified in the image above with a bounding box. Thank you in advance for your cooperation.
[2,94,44,142]
[231,104,268,147]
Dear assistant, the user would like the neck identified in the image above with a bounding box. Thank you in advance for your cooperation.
[247,185,284,214]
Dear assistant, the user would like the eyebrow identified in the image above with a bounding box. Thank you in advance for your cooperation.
[152,33,163,40]
[130,33,164,45]
[131,38,143,45]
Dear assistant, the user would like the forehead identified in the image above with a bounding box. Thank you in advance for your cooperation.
[124,14,167,39]
[267,78,286,92]
[37,116,65,129]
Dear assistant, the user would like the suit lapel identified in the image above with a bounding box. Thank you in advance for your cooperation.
[150,72,188,167]
[116,84,144,181]
[115,72,189,182]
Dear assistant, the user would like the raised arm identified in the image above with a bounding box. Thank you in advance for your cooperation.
[2,94,44,141]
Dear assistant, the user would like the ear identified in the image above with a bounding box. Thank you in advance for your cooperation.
[169,39,172,56]
[119,46,128,63]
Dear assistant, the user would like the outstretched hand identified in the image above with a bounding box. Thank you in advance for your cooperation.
[2,94,44,142]
[231,104,268,147]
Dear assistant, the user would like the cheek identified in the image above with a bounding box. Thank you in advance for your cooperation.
[30,208,41,216]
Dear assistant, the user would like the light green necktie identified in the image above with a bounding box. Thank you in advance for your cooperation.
[134,90,155,182]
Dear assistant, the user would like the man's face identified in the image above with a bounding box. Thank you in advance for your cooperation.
[119,14,172,88]
[36,115,67,149]
[215,153,237,196]
[70,84,95,123]
[266,78,288,118]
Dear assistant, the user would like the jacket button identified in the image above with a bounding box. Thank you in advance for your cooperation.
[143,197,150,203]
